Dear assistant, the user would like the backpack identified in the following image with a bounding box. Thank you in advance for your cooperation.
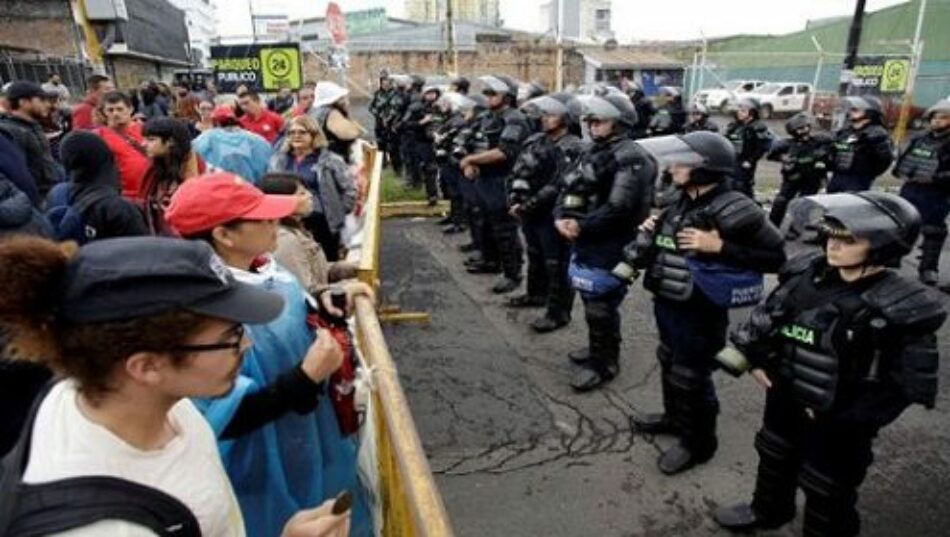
[44,183,102,245]
[0,382,201,536]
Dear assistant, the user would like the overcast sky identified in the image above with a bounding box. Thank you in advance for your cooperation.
[219,0,911,41]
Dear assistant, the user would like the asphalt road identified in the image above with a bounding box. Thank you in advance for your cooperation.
[380,217,950,537]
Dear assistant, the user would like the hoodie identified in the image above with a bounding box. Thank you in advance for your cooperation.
[58,132,148,240]
[0,173,52,238]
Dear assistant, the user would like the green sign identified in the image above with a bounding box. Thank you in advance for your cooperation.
[345,8,387,36]
[851,56,911,95]
[210,43,302,93]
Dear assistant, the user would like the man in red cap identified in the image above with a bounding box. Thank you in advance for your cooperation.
[191,106,273,183]
[164,172,376,537]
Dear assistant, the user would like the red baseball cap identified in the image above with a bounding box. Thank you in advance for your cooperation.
[165,172,298,236]
[211,104,237,124]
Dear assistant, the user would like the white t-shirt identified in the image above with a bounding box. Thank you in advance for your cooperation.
[22,381,245,537]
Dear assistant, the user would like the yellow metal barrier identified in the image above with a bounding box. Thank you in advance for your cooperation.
[353,145,453,536]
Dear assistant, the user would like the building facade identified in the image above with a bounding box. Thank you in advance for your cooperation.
[167,0,217,65]
[540,0,614,44]
[405,0,500,27]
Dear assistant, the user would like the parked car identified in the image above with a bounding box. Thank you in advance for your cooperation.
[743,82,814,119]
[692,80,766,111]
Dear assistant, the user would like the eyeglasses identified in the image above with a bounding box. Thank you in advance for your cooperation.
[170,324,245,355]
[288,129,311,136]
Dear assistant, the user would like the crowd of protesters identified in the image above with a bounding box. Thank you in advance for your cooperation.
[0,73,375,537]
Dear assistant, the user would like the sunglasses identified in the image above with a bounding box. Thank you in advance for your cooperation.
[170,324,245,354]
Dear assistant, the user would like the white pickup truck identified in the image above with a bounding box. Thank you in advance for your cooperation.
[692,80,766,111]
[744,82,814,119]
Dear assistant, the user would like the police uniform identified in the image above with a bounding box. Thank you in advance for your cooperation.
[557,94,655,391]
[369,79,394,165]
[828,96,894,193]
[383,80,411,176]
[724,101,772,198]
[633,132,786,474]
[434,103,470,231]
[767,114,834,226]
[715,192,945,537]
[894,101,950,285]
[509,95,587,331]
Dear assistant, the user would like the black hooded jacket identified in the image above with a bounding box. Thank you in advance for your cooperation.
[58,132,148,240]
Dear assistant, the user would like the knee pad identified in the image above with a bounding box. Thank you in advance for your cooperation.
[921,224,948,240]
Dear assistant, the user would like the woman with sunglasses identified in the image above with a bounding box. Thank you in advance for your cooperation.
[714,192,945,537]
[165,173,373,537]
[268,115,356,261]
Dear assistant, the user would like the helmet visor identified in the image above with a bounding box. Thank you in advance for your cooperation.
[636,135,706,169]
[578,95,620,122]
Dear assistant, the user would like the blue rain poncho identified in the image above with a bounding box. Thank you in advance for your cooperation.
[192,128,273,184]
[194,259,372,537]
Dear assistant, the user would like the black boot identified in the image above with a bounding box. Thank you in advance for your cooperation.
[529,314,569,333]
[634,345,676,435]
[567,348,590,364]
[507,294,545,308]
[570,362,617,392]
[714,503,794,532]
[918,225,947,286]
[491,276,521,294]
[659,365,719,475]
[572,298,620,392]
[539,258,573,332]
[467,261,501,274]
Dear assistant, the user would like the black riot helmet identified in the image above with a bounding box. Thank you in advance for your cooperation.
[735,97,761,119]
[524,95,570,134]
[638,131,737,186]
[479,75,519,106]
[812,192,921,265]
[925,99,950,133]
[843,95,884,123]
[451,76,470,95]
[519,82,547,105]
[689,102,710,118]
[410,74,426,91]
[785,112,814,137]
[550,92,583,135]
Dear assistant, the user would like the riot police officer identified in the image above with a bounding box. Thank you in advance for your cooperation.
[402,82,441,198]
[724,97,772,198]
[508,94,586,332]
[450,76,470,96]
[624,79,655,140]
[766,112,834,226]
[369,70,394,167]
[383,75,412,177]
[459,75,530,294]
[624,132,785,474]
[683,103,719,133]
[714,192,945,537]
[646,86,686,137]
[434,92,473,233]
[452,94,492,259]
[828,95,893,193]
[397,75,426,186]
[555,93,655,391]
[894,99,950,286]
[518,82,547,107]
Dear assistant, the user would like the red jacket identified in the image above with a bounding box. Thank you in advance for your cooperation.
[93,123,150,200]
[71,97,98,130]
[239,109,284,144]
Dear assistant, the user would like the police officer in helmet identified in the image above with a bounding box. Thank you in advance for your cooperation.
[459,75,530,294]
[369,70,395,168]
[766,112,834,226]
[646,86,686,137]
[450,76,470,96]
[724,97,772,198]
[714,192,945,537]
[626,131,785,474]
[555,93,654,391]
[828,95,894,193]
[683,103,719,134]
[893,99,950,286]
[623,78,655,139]
[508,94,586,332]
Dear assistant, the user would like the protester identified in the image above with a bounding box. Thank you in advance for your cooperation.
[47,131,148,241]
[193,105,272,184]
[292,81,318,118]
[0,172,51,238]
[238,90,284,143]
[164,173,374,537]
[311,81,365,163]
[0,236,352,536]
[175,92,203,136]
[195,97,216,134]
[269,85,296,115]
[0,81,61,198]
[140,117,203,235]
[268,115,356,261]
[260,172,331,293]
[71,74,113,130]
[41,72,71,105]
[92,90,150,200]
[0,129,40,206]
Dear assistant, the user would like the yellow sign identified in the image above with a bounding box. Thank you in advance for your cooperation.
[880,59,910,93]
[260,47,301,90]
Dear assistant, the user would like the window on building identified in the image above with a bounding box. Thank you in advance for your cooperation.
[595,9,611,32]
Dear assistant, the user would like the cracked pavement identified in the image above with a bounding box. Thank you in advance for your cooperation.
[380,217,950,537]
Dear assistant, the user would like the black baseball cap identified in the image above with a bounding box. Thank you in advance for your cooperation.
[60,237,285,325]
[4,81,57,102]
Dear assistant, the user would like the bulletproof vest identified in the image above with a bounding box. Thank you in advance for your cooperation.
[650,108,673,134]
[896,133,948,183]
[782,136,833,183]
[833,127,860,171]
[560,140,617,217]
[510,133,551,192]
[643,208,694,301]
[775,299,847,412]
[479,110,506,149]
[726,122,746,157]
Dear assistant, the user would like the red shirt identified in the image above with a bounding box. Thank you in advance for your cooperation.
[72,97,99,130]
[93,123,150,200]
[238,109,284,144]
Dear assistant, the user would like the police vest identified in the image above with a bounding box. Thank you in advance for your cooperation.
[896,134,948,183]
[726,124,746,157]
[782,137,832,183]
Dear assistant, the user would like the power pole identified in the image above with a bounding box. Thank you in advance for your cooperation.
[555,0,564,91]
[446,0,458,75]
[894,0,928,145]
[839,0,868,96]
[248,0,258,43]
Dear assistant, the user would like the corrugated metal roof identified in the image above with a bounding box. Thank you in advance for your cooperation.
[580,48,684,69]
